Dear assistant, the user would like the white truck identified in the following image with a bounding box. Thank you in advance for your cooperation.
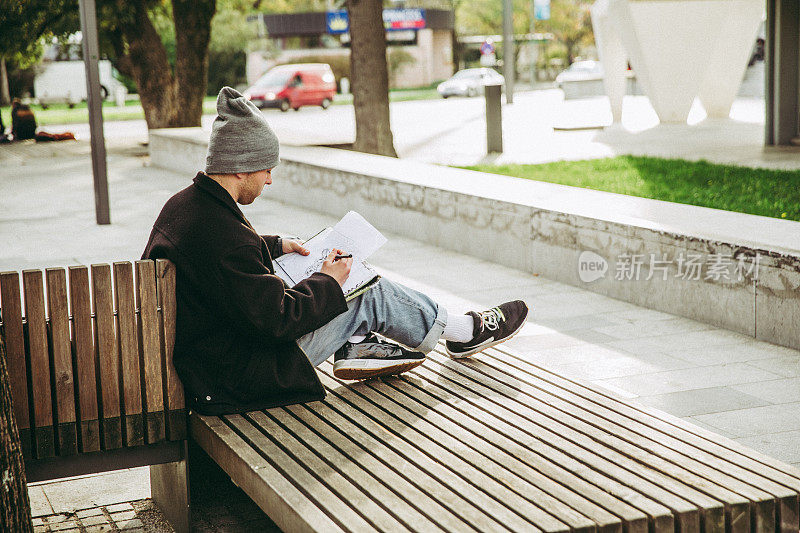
[33,59,128,108]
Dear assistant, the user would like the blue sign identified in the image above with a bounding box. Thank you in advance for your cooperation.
[534,0,550,20]
[326,11,349,34]
[326,9,426,34]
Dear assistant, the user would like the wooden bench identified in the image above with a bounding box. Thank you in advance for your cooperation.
[4,260,800,532]
[0,260,189,532]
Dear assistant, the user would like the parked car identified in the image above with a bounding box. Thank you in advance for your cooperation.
[437,68,505,98]
[555,60,604,87]
[244,63,336,112]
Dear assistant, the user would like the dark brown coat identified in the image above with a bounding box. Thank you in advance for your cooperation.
[142,173,348,414]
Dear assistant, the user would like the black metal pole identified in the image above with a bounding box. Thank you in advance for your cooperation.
[78,0,111,225]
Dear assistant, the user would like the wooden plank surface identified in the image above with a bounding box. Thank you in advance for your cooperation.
[156,259,185,441]
[190,339,800,533]
[68,266,100,453]
[190,413,346,533]
[0,271,32,459]
[22,270,54,459]
[92,264,121,450]
[315,369,563,533]
[46,268,78,456]
[246,410,424,533]
[483,346,800,533]
[136,260,165,444]
[114,262,143,447]
[472,350,785,531]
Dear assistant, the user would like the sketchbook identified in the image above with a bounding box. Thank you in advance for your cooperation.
[273,211,387,301]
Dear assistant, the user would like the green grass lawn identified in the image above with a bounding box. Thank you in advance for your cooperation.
[462,156,800,222]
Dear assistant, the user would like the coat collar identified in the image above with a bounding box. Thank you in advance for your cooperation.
[193,172,251,226]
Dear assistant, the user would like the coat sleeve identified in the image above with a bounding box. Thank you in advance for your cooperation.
[261,235,284,259]
[217,244,348,341]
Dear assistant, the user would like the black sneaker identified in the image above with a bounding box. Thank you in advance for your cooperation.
[445,300,529,358]
[333,333,425,380]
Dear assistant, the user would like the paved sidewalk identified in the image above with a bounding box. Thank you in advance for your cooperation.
[3,141,799,530]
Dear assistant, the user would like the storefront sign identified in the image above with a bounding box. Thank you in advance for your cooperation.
[326,9,426,34]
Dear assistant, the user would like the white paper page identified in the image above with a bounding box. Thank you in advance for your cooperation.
[274,212,386,292]
[332,211,387,258]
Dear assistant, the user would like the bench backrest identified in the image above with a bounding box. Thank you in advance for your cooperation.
[0,259,185,462]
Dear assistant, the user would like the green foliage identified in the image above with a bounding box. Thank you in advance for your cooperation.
[456,0,595,66]
[462,157,800,221]
[387,47,416,85]
[207,49,247,94]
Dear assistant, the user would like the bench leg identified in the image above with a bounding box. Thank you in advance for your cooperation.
[150,441,190,533]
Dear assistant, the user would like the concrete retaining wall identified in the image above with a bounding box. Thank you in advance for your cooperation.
[149,128,800,351]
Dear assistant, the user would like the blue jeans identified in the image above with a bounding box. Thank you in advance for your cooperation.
[296,278,447,367]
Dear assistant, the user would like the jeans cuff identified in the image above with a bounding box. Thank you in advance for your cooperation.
[414,304,448,353]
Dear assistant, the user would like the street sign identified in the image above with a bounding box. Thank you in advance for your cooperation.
[326,8,426,34]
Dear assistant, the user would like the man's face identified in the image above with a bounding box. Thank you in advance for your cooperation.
[238,168,273,205]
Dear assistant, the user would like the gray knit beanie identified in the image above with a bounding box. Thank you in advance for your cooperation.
[205,86,280,174]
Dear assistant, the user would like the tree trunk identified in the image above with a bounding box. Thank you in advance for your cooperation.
[346,0,397,157]
[116,0,215,130]
[172,0,216,127]
[0,57,10,106]
[0,336,33,533]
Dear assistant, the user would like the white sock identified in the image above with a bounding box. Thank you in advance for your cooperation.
[442,313,475,342]
[348,335,367,344]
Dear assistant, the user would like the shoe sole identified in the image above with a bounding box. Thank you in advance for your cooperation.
[333,358,425,380]
[445,308,529,359]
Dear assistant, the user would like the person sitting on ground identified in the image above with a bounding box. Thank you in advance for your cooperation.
[9,98,75,142]
[142,87,529,415]
[10,98,36,141]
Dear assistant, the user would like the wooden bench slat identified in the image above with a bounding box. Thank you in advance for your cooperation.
[353,372,611,533]
[412,354,705,532]
[249,409,425,533]
[380,373,640,533]
[314,371,546,533]
[23,269,55,459]
[301,400,518,533]
[427,352,732,530]
[317,368,558,533]
[224,413,377,533]
[113,262,144,447]
[68,266,100,453]
[0,271,32,459]
[190,414,344,533]
[388,369,664,533]
[484,347,800,533]
[135,260,165,445]
[92,264,122,450]
[490,346,800,492]
[474,350,784,531]
[46,268,78,456]
[156,259,185,441]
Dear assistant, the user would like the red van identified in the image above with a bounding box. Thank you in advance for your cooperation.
[244,63,337,112]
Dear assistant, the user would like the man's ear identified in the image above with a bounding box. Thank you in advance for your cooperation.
[233,171,249,180]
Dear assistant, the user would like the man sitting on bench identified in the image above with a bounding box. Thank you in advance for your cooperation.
[142,87,528,415]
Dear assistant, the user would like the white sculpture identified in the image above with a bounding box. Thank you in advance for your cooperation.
[592,0,764,124]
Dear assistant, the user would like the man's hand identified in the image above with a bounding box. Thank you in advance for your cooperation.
[282,239,309,255]
[320,248,352,287]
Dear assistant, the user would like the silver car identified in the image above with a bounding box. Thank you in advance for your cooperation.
[437,68,505,98]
